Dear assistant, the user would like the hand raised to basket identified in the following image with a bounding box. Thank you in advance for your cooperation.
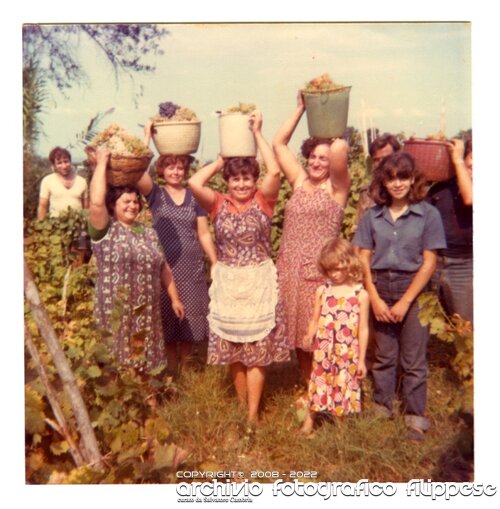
[249,110,263,134]
[95,147,111,167]
[446,138,465,165]
[296,90,305,111]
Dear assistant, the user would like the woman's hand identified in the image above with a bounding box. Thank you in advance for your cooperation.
[171,299,185,320]
[390,299,411,322]
[447,138,465,166]
[143,119,154,147]
[249,110,263,134]
[296,89,305,111]
[215,154,225,171]
[144,119,154,137]
[371,295,394,322]
[95,147,111,167]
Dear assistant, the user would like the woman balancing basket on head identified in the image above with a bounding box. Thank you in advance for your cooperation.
[272,74,352,391]
[189,107,291,425]
[137,102,217,375]
[85,123,154,186]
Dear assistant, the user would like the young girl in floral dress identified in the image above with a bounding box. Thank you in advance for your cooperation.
[301,238,369,434]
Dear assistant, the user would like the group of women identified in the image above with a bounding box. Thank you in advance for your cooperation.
[88,93,350,423]
[87,91,472,437]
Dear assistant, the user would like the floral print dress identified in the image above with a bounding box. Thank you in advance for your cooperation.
[276,185,344,351]
[91,221,166,372]
[206,191,290,367]
[308,282,363,416]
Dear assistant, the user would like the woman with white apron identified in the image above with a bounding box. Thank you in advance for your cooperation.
[188,111,291,425]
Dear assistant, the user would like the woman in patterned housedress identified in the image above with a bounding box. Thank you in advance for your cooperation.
[300,238,369,434]
[88,148,185,374]
[188,111,290,424]
[273,91,351,388]
[137,121,217,374]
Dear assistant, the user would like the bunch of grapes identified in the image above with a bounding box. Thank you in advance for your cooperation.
[159,101,180,118]
[303,73,345,93]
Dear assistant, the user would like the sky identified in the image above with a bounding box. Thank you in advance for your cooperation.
[5,2,500,507]
[35,22,472,163]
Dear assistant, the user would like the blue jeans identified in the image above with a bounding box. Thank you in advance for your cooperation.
[432,255,473,323]
[371,270,430,427]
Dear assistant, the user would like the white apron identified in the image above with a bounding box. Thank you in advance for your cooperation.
[208,258,278,343]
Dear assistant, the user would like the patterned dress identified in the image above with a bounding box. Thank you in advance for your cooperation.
[308,283,363,416]
[91,221,166,371]
[147,185,209,343]
[207,192,291,366]
[276,185,344,351]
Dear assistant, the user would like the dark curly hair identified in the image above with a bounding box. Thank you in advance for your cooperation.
[300,137,332,159]
[222,157,260,182]
[48,146,72,164]
[155,154,194,178]
[105,186,143,217]
[369,133,401,158]
[369,152,427,205]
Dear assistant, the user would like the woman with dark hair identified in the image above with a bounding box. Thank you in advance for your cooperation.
[188,111,290,424]
[272,91,350,388]
[136,123,217,375]
[88,148,185,373]
[353,152,446,441]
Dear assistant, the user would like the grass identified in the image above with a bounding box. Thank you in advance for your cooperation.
[156,337,473,483]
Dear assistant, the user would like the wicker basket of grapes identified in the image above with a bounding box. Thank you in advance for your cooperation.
[86,124,153,186]
[403,133,453,182]
[151,102,201,155]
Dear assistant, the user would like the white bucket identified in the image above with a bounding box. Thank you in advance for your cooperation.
[218,113,257,157]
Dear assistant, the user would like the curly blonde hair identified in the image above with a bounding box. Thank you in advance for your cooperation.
[317,238,363,284]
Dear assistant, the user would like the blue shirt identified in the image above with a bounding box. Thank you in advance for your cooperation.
[352,201,446,272]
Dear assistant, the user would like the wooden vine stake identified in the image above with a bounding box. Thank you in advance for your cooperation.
[25,326,85,467]
[24,258,103,470]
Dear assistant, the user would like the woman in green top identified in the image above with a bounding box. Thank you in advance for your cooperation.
[88,148,185,373]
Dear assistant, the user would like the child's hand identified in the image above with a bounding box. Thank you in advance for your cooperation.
[356,360,367,380]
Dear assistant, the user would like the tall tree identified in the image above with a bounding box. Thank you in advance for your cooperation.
[22,24,169,176]
[23,24,169,94]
